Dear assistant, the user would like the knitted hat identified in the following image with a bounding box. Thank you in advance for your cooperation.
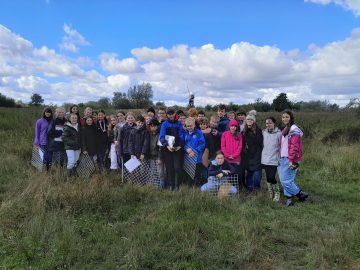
[246,114,256,122]
[248,109,257,116]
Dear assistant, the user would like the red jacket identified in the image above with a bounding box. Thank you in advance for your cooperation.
[281,125,303,163]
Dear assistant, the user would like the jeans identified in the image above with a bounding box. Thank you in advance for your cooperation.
[246,169,262,191]
[201,176,237,194]
[109,143,119,170]
[66,150,81,169]
[277,157,300,197]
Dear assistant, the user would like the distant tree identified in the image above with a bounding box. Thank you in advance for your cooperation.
[204,104,213,111]
[112,92,132,109]
[127,83,153,108]
[272,93,292,112]
[254,98,272,112]
[29,93,44,106]
[155,101,165,108]
[97,97,111,109]
[0,93,16,107]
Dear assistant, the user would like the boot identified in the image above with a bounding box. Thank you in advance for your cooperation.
[67,169,72,178]
[273,184,281,202]
[285,198,295,207]
[266,182,274,199]
[296,191,309,202]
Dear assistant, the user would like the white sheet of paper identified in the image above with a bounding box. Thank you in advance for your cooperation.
[165,135,175,147]
[54,126,64,141]
[38,148,44,161]
[124,157,141,173]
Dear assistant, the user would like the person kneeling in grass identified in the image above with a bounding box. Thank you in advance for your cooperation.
[201,151,237,195]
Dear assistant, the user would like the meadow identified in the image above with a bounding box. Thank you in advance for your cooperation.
[0,107,359,270]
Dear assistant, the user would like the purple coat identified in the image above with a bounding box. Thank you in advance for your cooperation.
[34,118,49,146]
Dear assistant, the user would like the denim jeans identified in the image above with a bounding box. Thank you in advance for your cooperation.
[201,176,237,194]
[66,150,81,169]
[246,169,262,191]
[277,157,300,197]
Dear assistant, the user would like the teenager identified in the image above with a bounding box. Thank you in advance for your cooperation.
[80,107,93,126]
[47,107,66,168]
[129,115,149,161]
[95,110,109,169]
[221,119,243,183]
[242,113,263,192]
[183,117,205,186]
[159,107,184,190]
[119,112,136,164]
[62,113,81,177]
[34,107,53,171]
[201,151,237,195]
[81,116,98,162]
[261,117,282,201]
[108,115,119,170]
[236,110,247,132]
[148,118,165,188]
[278,110,309,207]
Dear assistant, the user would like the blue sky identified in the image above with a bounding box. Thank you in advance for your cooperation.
[1,0,360,106]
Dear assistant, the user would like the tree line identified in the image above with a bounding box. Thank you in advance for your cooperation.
[1,83,359,113]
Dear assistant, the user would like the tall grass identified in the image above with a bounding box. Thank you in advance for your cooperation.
[0,108,359,269]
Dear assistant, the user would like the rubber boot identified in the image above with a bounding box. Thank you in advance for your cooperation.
[267,182,274,199]
[296,191,309,202]
[273,184,281,202]
[285,197,295,207]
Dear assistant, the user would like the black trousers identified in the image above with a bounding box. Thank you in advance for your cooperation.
[263,165,277,184]
[163,150,183,189]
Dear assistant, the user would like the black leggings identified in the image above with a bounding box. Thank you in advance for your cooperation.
[263,165,277,184]
[163,150,183,189]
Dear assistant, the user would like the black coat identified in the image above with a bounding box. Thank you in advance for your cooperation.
[47,117,65,152]
[62,123,81,150]
[95,119,108,145]
[242,125,263,171]
[128,125,150,158]
[82,124,97,156]
[119,122,135,156]
[208,160,236,177]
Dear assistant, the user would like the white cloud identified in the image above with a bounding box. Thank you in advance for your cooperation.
[59,23,90,53]
[99,53,141,73]
[305,0,360,16]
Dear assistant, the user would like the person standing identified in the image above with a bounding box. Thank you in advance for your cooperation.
[278,110,309,207]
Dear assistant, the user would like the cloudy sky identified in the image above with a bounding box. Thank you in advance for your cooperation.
[1,0,360,106]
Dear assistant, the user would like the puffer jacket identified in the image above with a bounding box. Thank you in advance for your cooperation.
[62,123,81,150]
[261,127,281,166]
[281,124,303,163]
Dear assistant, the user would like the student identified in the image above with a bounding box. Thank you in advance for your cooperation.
[201,151,237,195]
[68,104,80,123]
[221,119,243,182]
[215,104,229,139]
[236,110,247,132]
[199,118,215,165]
[148,118,165,187]
[47,107,66,168]
[183,117,205,186]
[119,112,136,163]
[159,107,183,190]
[92,111,98,122]
[261,117,282,201]
[242,113,263,192]
[157,107,167,125]
[198,110,206,121]
[210,114,221,154]
[108,115,119,170]
[62,113,81,177]
[228,111,236,120]
[82,116,98,162]
[116,111,126,129]
[278,110,309,207]
[147,107,156,119]
[80,107,93,126]
[95,110,109,169]
[129,115,149,161]
[34,107,53,171]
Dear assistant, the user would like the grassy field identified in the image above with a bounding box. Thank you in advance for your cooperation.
[0,107,359,269]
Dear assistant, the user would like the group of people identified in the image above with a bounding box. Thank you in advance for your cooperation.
[34,104,309,207]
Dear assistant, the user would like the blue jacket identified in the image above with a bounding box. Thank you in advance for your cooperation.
[159,120,183,147]
[184,128,205,163]
[217,115,229,138]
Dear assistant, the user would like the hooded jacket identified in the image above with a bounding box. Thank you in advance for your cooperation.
[34,118,50,146]
[62,122,81,150]
[261,127,281,166]
[242,123,263,171]
[221,119,243,163]
[280,124,303,163]
[128,124,150,158]
[184,127,206,163]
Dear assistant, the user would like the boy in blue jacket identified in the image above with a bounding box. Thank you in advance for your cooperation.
[183,117,205,186]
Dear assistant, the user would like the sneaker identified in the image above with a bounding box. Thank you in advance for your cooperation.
[297,191,309,202]
[285,198,295,207]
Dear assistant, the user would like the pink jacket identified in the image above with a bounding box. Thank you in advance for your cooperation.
[221,120,243,163]
[281,124,303,163]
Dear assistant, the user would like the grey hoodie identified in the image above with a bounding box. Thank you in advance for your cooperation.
[261,127,281,166]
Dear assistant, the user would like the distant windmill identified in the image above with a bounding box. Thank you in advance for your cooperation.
[187,86,195,108]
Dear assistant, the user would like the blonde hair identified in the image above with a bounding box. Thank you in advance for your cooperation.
[210,114,220,122]
[55,107,65,117]
[185,117,196,125]
[83,107,92,116]
[187,108,198,117]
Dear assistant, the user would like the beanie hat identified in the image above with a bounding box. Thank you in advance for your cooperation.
[248,110,257,116]
[246,114,256,122]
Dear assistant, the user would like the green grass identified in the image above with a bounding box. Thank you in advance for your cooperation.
[0,107,359,269]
